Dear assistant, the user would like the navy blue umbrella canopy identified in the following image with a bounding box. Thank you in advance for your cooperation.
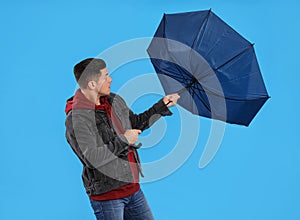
[147,9,269,126]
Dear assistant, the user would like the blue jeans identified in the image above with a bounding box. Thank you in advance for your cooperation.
[89,189,154,220]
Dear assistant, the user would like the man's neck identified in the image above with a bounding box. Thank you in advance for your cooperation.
[80,89,100,105]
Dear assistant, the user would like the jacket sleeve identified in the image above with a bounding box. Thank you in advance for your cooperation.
[129,98,173,131]
[65,113,129,169]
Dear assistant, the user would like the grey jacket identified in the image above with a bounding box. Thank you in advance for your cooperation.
[65,93,172,196]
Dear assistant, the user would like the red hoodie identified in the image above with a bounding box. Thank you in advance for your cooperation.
[65,90,140,200]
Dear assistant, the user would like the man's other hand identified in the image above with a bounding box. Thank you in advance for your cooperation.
[124,129,142,145]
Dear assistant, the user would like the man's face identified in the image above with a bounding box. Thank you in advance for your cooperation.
[96,68,112,96]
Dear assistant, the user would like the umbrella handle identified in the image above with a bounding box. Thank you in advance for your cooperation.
[166,100,172,106]
[131,142,142,149]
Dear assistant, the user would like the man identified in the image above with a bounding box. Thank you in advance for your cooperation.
[65,58,180,220]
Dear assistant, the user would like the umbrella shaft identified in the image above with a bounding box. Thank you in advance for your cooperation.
[177,87,188,95]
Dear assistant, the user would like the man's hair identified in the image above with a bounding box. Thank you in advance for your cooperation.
[73,58,106,88]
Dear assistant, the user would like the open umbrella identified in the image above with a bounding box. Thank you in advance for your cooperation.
[147,9,269,126]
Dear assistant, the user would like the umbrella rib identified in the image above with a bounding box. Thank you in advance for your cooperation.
[168,55,191,85]
[191,83,212,112]
[163,72,187,83]
[176,68,213,95]
[215,44,254,71]
[191,9,211,49]
[200,84,270,101]
[161,71,195,93]
[194,44,254,84]
[175,68,269,101]
[176,67,190,84]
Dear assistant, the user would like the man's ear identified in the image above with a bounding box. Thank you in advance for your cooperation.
[87,81,96,90]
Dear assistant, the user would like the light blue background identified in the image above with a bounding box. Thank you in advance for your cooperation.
[1,0,299,219]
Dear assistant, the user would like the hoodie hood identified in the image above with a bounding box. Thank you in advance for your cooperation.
[65,90,95,115]
[65,89,111,115]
